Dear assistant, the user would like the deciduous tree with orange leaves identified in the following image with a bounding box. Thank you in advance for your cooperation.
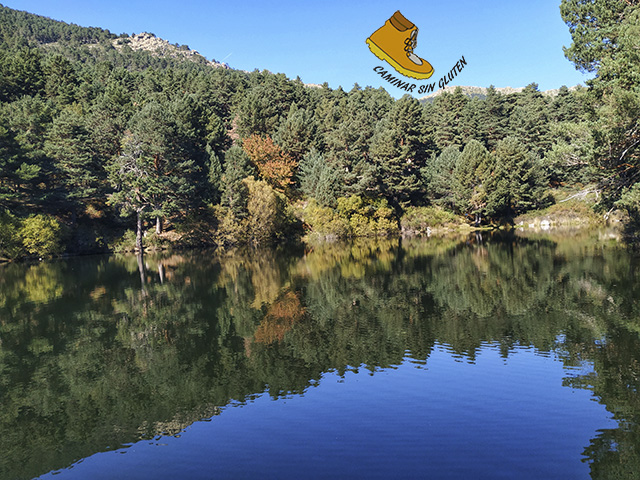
[242,134,296,193]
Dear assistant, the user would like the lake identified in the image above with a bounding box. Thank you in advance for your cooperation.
[1,230,639,479]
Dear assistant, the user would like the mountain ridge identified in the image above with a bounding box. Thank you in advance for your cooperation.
[419,84,582,103]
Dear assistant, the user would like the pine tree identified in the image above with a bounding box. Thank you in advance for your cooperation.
[483,137,546,219]
[0,118,26,207]
[370,95,427,207]
[297,148,343,207]
[107,101,198,248]
[423,146,461,210]
[45,105,102,222]
[431,87,468,150]
[477,85,509,151]
[561,0,640,216]
[508,83,552,158]
[221,145,253,218]
[44,54,77,105]
[273,103,318,162]
[454,140,490,223]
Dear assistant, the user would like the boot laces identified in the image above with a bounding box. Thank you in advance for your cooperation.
[404,30,417,55]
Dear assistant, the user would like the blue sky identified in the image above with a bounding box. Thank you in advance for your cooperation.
[3,0,592,97]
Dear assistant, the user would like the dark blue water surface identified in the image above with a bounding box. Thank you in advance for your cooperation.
[2,231,639,479]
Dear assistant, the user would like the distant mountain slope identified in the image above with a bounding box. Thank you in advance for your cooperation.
[0,4,229,71]
[419,85,581,103]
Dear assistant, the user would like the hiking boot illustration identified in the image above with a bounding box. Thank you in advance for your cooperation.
[366,10,434,80]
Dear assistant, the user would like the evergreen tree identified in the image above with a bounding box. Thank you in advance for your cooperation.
[273,103,318,162]
[43,54,77,105]
[370,95,427,207]
[297,148,343,207]
[206,146,223,204]
[508,83,552,157]
[0,48,45,102]
[423,146,461,210]
[561,0,640,217]
[0,117,27,207]
[221,146,253,218]
[431,87,468,150]
[484,137,547,219]
[454,140,490,223]
[129,100,198,234]
[45,105,101,223]
[1,95,53,206]
[107,101,198,248]
[476,85,508,151]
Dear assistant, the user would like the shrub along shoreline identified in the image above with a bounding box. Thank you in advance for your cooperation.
[0,194,614,262]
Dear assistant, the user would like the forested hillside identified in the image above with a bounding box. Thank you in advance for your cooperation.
[0,2,637,259]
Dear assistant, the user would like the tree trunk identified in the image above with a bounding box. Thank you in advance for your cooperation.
[136,252,147,296]
[158,262,165,284]
[136,210,144,252]
[156,216,163,235]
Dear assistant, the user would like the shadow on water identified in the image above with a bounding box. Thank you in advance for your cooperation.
[1,232,639,478]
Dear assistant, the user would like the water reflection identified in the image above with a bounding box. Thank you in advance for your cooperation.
[0,232,639,479]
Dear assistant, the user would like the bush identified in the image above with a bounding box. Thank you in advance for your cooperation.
[304,195,398,238]
[212,205,249,247]
[400,206,460,235]
[110,230,138,252]
[303,200,350,239]
[225,178,300,245]
[19,214,64,257]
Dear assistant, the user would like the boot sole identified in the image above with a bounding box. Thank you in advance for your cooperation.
[366,38,434,80]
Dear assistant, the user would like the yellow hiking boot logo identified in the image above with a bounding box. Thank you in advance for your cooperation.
[366,10,434,80]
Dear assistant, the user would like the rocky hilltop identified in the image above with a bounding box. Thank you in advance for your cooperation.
[113,32,229,69]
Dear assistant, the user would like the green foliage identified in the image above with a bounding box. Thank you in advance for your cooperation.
[19,214,64,257]
[431,87,468,149]
[400,206,461,235]
[370,95,428,206]
[423,146,461,210]
[0,1,631,256]
[0,209,22,259]
[484,137,549,219]
[109,229,138,252]
[220,146,253,218]
[560,0,630,73]
[543,121,595,185]
[302,199,351,238]
[45,104,102,212]
[561,0,640,223]
[297,148,343,207]
[304,195,398,238]
[274,103,318,162]
[244,177,296,245]
[453,139,490,217]
[508,83,552,157]
[616,183,640,238]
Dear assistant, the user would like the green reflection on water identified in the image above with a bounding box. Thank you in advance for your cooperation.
[0,230,639,479]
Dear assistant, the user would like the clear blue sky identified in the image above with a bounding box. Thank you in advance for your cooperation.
[3,0,592,97]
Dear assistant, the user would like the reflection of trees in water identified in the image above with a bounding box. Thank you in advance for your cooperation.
[0,235,639,478]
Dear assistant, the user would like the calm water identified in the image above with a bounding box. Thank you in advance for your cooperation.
[1,230,639,479]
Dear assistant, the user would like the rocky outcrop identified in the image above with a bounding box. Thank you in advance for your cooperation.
[113,32,229,69]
